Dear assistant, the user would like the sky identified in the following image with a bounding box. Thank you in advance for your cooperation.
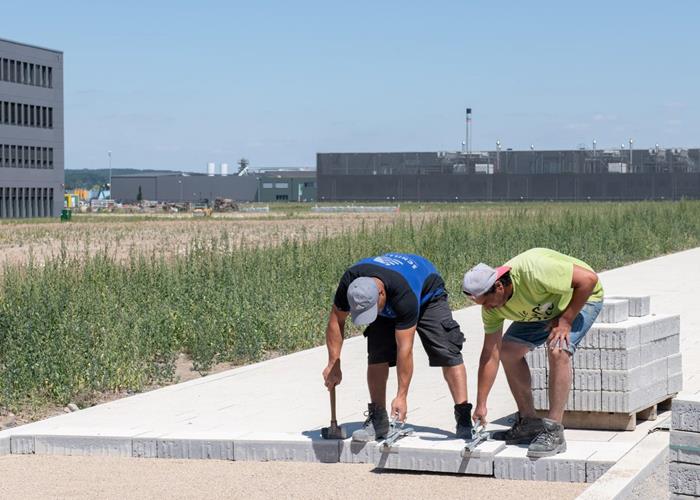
[2,1,698,170]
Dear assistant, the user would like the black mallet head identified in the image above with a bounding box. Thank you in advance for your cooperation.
[321,421,347,439]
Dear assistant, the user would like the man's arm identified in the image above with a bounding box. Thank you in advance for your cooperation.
[548,264,599,349]
[473,329,502,424]
[391,326,416,422]
[322,305,349,389]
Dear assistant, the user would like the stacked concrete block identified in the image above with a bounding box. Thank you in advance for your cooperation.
[670,394,700,498]
[528,296,682,415]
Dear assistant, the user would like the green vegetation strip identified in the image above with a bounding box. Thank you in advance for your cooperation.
[1,201,700,410]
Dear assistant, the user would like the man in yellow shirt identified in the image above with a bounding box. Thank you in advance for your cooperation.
[462,248,603,458]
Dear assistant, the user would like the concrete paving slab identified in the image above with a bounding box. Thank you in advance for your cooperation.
[233,432,341,463]
[669,461,700,496]
[672,393,700,433]
[33,435,133,457]
[585,441,637,482]
[0,430,11,455]
[607,295,651,317]
[494,441,594,482]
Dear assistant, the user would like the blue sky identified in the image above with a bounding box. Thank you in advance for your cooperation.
[3,1,698,170]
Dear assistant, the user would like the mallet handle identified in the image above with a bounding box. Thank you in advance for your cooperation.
[330,386,337,423]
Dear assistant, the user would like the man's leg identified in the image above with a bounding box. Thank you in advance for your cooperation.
[442,363,468,404]
[500,340,537,418]
[547,349,572,422]
[367,362,389,408]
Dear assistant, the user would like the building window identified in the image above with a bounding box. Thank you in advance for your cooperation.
[276,194,289,201]
[274,182,289,189]
[262,183,273,188]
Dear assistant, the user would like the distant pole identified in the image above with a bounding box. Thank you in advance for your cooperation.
[466,108,472,155]
[629,138,633,172]
[496,140,501,173]
[530,144,535,173]
[108,150,112,199]
[592,139,597,173]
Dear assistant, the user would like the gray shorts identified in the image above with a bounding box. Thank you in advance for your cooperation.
[363,295,465,367]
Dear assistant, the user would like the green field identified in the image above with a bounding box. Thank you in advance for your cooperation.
[1,201,700,412]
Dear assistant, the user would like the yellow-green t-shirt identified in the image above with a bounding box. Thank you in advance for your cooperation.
[482,248,604,334]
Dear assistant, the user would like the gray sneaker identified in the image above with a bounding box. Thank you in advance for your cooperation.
[454,402,474,439]
[527,418,567,458]
[491,413,544,444]
[352,403,390,442]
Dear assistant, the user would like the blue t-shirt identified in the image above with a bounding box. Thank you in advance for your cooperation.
[334,253,445,329]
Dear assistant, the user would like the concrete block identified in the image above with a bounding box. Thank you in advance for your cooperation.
[10,435,35,454]
[602,379,667,413]
[595,320,641,349]
[526,348,547,369]
[668,333,681,356]
[585,442,637,483]
[157,438,234,460]
[533,389,573,411]
[233,433,340,463]
[668,394,700,434]
[574,369,602,391]
[668,353,683,377]
[530,368,548,389]
[339,440,381,464]
[574,390,602,412]
[34,435,132,457]
[494,442,592,482]
[669,462,700,496]
[596,299,629,324]
[132,438,158,458]
[639,341,659,366]
[573,348,601,370]
[607,295,650,317]
[669,373,684,395]
[375,436,503,475]
[600,347,640,370]
[670,430,700,465]
[0,435,10,455]
[652,314,681,341]
[602,367,643,392]
[578,329,599,349]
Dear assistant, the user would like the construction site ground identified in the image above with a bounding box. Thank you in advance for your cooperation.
[1,247,698,498]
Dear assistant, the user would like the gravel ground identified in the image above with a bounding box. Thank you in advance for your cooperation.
[0,455,588,500]
[630,455,669,499]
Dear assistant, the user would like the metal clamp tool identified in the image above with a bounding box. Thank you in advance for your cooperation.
[379,418,414,451]
[461,420,490,457]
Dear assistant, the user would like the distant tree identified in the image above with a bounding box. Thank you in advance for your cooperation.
[137,185,143,202]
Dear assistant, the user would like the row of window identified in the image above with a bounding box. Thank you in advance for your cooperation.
[0,186,55,218]
[262,182,290,189]
[0,144,54,169]
[0,57,53,88]
[0,100,54,128]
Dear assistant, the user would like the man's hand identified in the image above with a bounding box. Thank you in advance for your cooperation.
[322,360,342,390]
[547,317,572,351]
[390,395,408,422]
[473,402,488,425]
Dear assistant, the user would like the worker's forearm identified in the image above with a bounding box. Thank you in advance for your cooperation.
[476,351,499,407]
[396,347,413,398]
[561,282,596,324]
[325,320,344,363]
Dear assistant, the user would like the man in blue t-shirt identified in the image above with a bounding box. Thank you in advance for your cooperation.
[322,253,472,441]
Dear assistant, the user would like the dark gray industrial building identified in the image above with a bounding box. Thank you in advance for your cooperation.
[318,149,700,201]
[256,169,316,202]
[0,38,64,218]
[111,172,258,203]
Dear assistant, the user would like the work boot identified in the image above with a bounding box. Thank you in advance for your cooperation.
[527,418,567,458]
[491,413,544,444]
[352,403,390,442]
[454,402,474,439]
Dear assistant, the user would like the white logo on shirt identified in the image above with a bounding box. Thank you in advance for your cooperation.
[374,256,404,266]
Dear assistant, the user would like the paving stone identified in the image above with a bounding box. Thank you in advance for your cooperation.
[10,435,35,454]
[578,329,599,349]
[669,373,684,395]
[669,494,700,499]
[233,433,340,463]
[595,320,641,349]
[652,314,681,341]
[34,435,132,457]
[601,367,644,392]
[601,379,667,413]
[375,435,503,475]
[132,438,158,458]
[573,348,601,370]
[0,435,10,455]
[526,348,547,369]
[600,347,641,370]
[339,439,381,463]
[157,438,234,460]
[670,429,700,465]
[607,295,651,317]
[574,369,602,391]
[494,442,593,482]
[669,462,700,496]
[585,442,636,482]
[530,368,548,389]
[533,389,573,411]
[574,390,602,412]
[668,333,681,356]
[672,394,700,433]
[668,353,683,377]
[596,299,629,324]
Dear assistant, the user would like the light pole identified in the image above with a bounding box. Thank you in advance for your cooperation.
[496,140,501,173]
[592,139,597,173]
[107,150,112,199]
[629,138,633,172]
[530,144,535,173]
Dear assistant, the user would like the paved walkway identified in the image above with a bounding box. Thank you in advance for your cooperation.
[1,247,699,487]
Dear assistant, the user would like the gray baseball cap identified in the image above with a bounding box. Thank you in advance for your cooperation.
[462,263,512,297]
[347,277,379,326]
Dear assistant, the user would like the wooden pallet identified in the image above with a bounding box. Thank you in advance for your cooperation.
[534,394,676,431]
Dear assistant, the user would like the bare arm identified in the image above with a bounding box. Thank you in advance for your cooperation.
[391,326,416,421]
[322,305,349,389]
[473,329,502,423]
[548,264,599,349]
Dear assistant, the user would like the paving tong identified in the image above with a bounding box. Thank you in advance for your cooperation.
[461,420,490,457]
[379,418,414,451]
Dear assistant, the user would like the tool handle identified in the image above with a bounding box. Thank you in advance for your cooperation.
[330,386,337,422]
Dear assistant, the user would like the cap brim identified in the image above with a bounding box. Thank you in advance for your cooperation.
[495,265,512,279]
[351,304,378,326]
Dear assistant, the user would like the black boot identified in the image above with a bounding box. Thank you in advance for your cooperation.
[454,402,474,439]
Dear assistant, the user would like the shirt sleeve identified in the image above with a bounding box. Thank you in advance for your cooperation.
[482,307,504,334]
[393,290,419,330]
[333,270,354,311]
[532,256,574,295]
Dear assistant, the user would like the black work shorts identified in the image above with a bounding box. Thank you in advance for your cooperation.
[363,295,465,367]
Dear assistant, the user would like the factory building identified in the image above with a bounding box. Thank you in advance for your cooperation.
[0,38,64,218]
